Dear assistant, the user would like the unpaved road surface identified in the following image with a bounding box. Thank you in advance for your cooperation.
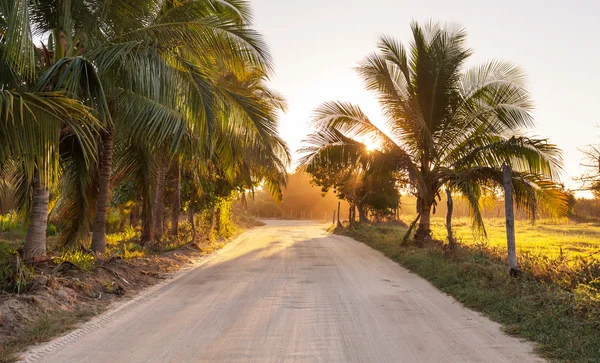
[24,221,542,363]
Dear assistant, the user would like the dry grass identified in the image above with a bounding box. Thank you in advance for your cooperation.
[0,308,98,362]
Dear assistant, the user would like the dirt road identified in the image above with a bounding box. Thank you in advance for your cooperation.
[23,221,542,362]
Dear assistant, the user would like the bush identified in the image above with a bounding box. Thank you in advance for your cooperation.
[0,244,34,293]
[53,250,96,272]
[120,242,146,259]
[105,209,122,234]
[0,212,20,232]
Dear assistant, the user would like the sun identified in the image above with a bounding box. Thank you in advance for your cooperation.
[365,141,378,152]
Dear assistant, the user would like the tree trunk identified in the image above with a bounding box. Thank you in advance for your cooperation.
[349,203,355,226]
[208,206,216,237]
[337,201,341,226]
[414,204,432,246]
[188,207,196,243]
[357,205,368,223]
[130,204,140,228]
[118,206,127,232]
[152,162,167,240]
[215,206,222,234]
[188,207,194,225]
[23,175,49,261]
[170,161,181,237]
[91,127,114,253]
[446,189,456,249]
[502,164,519,276]
[141,196,154,245]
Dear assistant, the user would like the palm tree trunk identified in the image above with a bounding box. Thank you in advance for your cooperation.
[414,204,432,246]
[91,127,114,253]
[130,204,139,228]
[24,175,49,262]
[141,196,154,244]
[502,164,519,276]
[446,189,456,249]
[170,161,181,237]
[152,162,167,240]
[118,206,127,232]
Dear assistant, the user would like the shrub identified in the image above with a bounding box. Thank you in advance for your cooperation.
[0,244,34,293]
[53,250,96,272]
[123,225,138,241]
[0,212,20,232]
[105,209,122,234]
[120,242,146,259]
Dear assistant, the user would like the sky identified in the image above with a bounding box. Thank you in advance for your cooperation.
[250,0,600,194]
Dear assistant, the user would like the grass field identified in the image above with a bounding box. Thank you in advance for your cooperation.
[425,216,600,258]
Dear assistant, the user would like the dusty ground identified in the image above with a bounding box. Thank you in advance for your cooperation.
[22,221,543,362]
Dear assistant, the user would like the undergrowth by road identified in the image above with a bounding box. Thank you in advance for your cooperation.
[336,223,600,362]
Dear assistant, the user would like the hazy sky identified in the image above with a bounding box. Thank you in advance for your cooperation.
[251,0,600,192]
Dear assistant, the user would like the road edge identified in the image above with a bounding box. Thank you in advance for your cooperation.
[19,231,251,363]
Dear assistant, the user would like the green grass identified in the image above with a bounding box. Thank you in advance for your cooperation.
[53,250,96,272]
[338,222,600,362]
[427,216,600,258]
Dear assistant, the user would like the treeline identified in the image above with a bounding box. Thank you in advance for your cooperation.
[242,172,349,221]
[0,0,289,262]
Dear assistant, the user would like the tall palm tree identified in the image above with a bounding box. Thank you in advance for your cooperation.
[1,1,100,260]
[301,22,566,244]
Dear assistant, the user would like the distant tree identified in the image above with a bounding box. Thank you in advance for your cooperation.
[305,164,399,224]
[578,144,600,198]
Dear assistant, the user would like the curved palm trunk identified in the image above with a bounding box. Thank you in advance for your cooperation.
[152,163,167,240]
[91,127,114,253]
[170,161,181,237]
[24,175,49,261]
[446,189,456,249]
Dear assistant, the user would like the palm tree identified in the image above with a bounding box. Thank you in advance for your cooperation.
[25,0,274,251]
[1,2,100,261]
[301,21,566,244]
